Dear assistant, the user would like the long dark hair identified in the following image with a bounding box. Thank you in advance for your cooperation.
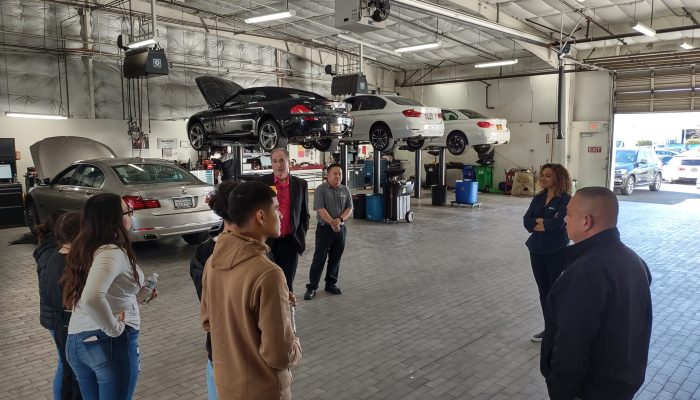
[62,193,140,309]
[54,211,81,247]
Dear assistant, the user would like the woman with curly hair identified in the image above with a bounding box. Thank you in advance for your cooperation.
[523,163,573,342]
[62,193,144,399]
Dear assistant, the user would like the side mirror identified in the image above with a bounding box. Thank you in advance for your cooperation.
[42,178,51,185]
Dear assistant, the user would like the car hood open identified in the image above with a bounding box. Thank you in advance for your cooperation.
[195,76,244,108]
[30,136,117,180]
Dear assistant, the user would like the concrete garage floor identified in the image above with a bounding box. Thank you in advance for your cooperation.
[1,192,699,400]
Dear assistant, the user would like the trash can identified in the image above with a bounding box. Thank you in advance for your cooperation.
[424,163,440,188]
[474,165,494,192]
[455,180,478,204]
[352,194,366,219]
[431,184,447,206]
[366,194,385,221]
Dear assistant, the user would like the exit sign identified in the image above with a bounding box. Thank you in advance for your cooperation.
[588,146,602,153]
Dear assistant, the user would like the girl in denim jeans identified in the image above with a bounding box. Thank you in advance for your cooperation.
[62,193,146,400]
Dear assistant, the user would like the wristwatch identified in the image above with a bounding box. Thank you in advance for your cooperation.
[339,216,345,223]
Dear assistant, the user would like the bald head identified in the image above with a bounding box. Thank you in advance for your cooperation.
[565,186,618,243]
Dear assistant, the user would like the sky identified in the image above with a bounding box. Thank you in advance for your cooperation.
[614,111,700,146]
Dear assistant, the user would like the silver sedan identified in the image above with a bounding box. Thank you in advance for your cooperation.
[26,137,221,244]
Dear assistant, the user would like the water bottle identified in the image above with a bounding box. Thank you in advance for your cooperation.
[137,273,158,304]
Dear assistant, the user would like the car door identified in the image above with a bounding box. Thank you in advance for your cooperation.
[36,164,83,214]
[359,96,388,135]
[219,90,256,136]
[636,150,652,183]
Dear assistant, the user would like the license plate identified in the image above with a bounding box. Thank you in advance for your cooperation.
[173,197,194,209]
[692,168,698,172]
[330,124,341,134]
[497,124,503,130]
[426,113,434,120]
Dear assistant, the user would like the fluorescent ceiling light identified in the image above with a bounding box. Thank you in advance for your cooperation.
[475,59,519,68]
[244,11,295,24]
[5,112,67,120]
[395,42,441,53]
[126,38,156,49]
[680,41,694,50]
[632,22,656,37]
[336,34,402,57]
[392,0,549,45]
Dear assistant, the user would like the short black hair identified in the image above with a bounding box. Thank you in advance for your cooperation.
[227,181,276,226]
[54,211,81,246]
[576,186,619,225]
[208,181,240,222]
[326,163,342,173]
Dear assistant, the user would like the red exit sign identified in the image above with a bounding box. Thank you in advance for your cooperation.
[588,146,602,153]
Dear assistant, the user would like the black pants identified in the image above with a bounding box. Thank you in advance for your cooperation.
[53,312,82,400]
[307,223,346,290]
[269,235,300,292]
[530,250,567,317]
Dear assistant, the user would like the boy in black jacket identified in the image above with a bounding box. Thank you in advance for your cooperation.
[541,187,652,400]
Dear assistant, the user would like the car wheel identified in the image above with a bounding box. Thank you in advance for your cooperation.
[369,123,394,152]
[188,122,207,151]
[258,120,287,152]
[473,144,494,154]
[405,137,426,152]
[620,175,635,195]
[182,231,210,245]
[446,131,467,155]
[26,200,40,236]
[405,211,414,223]
[649,173,662,191]
[313,138,340,152]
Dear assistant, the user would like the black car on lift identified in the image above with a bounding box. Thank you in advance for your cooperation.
[187,76,353,152]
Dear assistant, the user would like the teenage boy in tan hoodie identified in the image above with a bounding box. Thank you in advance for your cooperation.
[201,181,302,400]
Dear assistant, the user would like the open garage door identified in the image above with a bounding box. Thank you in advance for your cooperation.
[614,66,698,113]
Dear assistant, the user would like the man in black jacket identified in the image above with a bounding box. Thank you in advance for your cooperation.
[541,186,652,400]
[256,148,310,292]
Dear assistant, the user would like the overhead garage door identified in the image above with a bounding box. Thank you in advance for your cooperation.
[614,66,697,113]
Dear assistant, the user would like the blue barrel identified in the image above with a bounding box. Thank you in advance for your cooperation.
[462,165,476,181]
[456,180,478,204]
[365,194,385,221]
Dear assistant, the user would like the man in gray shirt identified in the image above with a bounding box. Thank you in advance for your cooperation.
[304,164,353,300]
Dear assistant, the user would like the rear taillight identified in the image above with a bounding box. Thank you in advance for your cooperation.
[477,121,493,128]
[402,109,422,118]
[123,195,161,210]
[679,167,686,171]
[290,104,317,121]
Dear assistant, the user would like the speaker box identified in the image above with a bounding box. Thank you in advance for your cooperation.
[123,48,169,79]
[331,74,368,96]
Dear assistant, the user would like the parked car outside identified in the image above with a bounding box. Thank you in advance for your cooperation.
[437,108,510,155]
[188,76,352,152]
[655,149,679,166]
[27,136,222,244]
[343,94,444,152]
[613,148,663,195]
[662,155,700,183]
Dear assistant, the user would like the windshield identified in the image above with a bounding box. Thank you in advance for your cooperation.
[615,150,637,164]
[112,163,200,185]
[387,97,423,106]
[459,109,489,119]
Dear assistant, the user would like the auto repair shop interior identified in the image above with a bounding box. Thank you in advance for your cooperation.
[1,0,699,399]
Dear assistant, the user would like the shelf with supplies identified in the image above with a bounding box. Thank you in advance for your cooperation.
[290,168,324,190]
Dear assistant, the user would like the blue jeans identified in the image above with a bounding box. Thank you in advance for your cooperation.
[206,359,218,400]
[66,326,140,400]
[50,330,64,400]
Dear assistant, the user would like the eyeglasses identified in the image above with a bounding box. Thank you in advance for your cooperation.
[123,207,134,217]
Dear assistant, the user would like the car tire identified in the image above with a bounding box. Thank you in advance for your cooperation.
[26,200,40,236]
[405,137,426,152]
[258,120,287,152]
[405,211,414,223]
[620,175,635,195]
[188,121,208,151]
[369,123,394,153]
[302,142,315,150]
[473,144,494,154]
[649,173,662,191]
[313,138,340,152]
[182,231,210,245]
[446,131,467,155]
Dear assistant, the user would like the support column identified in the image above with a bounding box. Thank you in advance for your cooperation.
[373,149,381,194]
[339,144,348,186]
[233,146,243,180]
[414,149,422,198]
[438,147,446,186]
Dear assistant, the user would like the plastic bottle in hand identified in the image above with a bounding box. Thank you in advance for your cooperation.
[137,273,158,304]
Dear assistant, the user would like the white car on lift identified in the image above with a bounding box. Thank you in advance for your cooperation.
[437,108,510,155]
[343,94,444,152]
